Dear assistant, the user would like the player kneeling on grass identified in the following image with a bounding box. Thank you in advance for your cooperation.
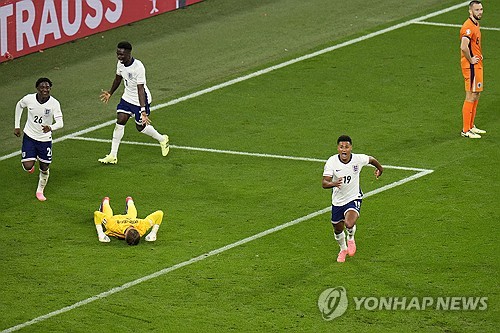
[94,196,164,245]
[322,135,383,263]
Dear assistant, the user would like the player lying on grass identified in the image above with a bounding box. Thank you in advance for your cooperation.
[322,135,383,263]
[94,196,164,245]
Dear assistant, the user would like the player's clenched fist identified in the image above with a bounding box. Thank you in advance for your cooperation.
[100,90,111,103]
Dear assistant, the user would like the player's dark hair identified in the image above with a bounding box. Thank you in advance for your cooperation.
[35,77,52,88]
[337,135,352,145]
[125,228,140,246]
[117,41,132,51]
[469,1,481,8]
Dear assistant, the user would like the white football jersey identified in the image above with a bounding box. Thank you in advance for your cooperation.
[323,153,370,206]
[116,58,152,106]
[14,94,63,142]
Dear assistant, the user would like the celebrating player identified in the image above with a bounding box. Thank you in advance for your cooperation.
[14,78,64,201]
[322,135,383,263]
[94,196,164,245]
[98,41,169,164]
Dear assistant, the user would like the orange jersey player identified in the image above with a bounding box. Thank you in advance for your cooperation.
[460,11,482,90]
[459,1,486,139]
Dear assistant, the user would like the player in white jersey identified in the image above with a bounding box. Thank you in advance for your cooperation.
[98,41,169,164]
[14,78,64,201]
[322,135,383,263]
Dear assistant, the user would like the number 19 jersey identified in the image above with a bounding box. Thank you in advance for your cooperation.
[323,153,370,206]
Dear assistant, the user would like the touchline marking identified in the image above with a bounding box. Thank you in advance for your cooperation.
[70,135,431,172]
[414,21,500,31]
[0,1,470,163]
[1,166,433,333]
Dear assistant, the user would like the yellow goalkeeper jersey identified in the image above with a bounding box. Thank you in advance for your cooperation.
[94,211,163,239]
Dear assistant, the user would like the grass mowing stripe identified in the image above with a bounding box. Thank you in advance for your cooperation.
[0,1,470,163]
[0,166,432,333]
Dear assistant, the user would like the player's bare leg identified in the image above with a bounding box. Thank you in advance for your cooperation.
[36,163,50,201]
[137,122,169,157]
[344,210,359,257]
[22,161,35,174]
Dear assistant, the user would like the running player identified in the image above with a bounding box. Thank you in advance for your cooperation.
[14,78,64,201]
[322,135,383,263]
[99,41,169,164]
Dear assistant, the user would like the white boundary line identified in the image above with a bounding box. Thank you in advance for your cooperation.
[71,135,431,172]
[3,1,464,330]
[414,21,500,31]
[0,1,470,163]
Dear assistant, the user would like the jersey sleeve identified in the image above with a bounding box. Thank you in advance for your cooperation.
[14,96,28,128]
[323,156,335,177]
[116,61,121,76]
[460,26,471,40]
[50,99,64,131]
[136,62,146,85]
[359,154,370,166]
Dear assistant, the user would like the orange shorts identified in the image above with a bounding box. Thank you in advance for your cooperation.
[462,66,483,92]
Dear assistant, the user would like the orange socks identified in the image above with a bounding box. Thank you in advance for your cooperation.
[462,100,474,132]
[470,100,479,129]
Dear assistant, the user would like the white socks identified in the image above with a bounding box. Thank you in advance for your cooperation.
[141,125,164,142]
[110,123,125,157]
[37,169,50,193]
[334,231,348,251]
[110,123,165,157]
[346,225,357,240]
[109,124,125,157]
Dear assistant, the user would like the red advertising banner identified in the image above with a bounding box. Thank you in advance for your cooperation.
[0,0,203,63]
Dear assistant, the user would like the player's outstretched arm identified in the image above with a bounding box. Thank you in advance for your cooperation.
[94,222,110,243]
[145,224,160,242]
[100,75,123,104]
[369,157,383,179]
[145,210,164,242]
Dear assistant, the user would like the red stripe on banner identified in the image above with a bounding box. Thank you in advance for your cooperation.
[0,0,203,62]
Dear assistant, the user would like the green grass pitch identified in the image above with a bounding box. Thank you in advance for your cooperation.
[0,0,498,332]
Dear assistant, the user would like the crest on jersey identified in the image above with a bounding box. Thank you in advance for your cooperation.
[353,165,359,173]
[466,29,471,35]
[128,73,133,80]
[45,109,50,115]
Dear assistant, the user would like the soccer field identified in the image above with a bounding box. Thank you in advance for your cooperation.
[0,0,499,332]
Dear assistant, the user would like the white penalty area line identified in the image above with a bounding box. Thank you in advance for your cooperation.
[0,1,470,163]
[1,165,433,333]
[414,21,500,31]
[70,135,432,173]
